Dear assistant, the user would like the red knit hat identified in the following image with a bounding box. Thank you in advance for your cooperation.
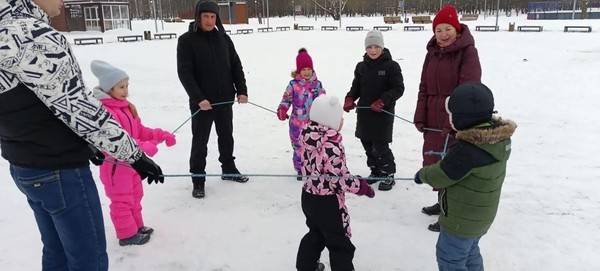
[296,48,313,72]
[433,5,461,33]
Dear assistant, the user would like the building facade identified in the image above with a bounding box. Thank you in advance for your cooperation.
[51,0,131,32]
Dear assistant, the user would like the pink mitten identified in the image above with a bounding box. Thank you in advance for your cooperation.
[277,106,288,121]
[162,132,176,147]
[139,141,159,157]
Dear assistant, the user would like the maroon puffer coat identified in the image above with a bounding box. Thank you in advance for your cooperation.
[414,24,481,166]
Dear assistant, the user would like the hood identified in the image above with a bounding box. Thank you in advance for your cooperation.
[190,1,225,33]
[426,24,475,53]
[303,121,343,151]
[0,0,49,23]
[92,86,129,108]
[456,116,517,161]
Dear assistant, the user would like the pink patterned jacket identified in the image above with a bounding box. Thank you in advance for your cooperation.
[300,122,362,203]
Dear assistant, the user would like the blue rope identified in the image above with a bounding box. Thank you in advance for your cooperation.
[161,173,414,181]
[171,100,236,133]
[354,106,442,132]
[424,133,450,159]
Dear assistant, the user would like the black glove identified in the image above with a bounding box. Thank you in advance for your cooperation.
[131,153,164,184]
[88,145,105,166]
[414,171,423,184]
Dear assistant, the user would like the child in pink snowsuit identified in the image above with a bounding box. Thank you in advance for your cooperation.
[91,60,176,246]
[277,48,326,179]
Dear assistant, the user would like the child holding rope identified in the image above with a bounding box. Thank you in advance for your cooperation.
[343,30,405,191]
[277,48,326,180]
[91,60,176,246]
[296,94,375,271]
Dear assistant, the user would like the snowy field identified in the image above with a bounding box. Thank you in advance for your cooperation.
[1,13,599,271]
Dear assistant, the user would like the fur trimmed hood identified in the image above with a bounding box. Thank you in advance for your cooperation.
[456,116,517,145]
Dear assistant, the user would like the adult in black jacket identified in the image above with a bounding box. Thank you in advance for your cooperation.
[344,30,405,191]
[177,1,249,199]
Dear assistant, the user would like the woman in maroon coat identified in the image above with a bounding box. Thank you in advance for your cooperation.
[413,5,482,232]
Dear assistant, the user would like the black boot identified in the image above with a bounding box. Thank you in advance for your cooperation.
[377,174,395,191]
[297,171,303,181]
[421,203,441,216]
[316,261,325,271]
[428,221,440,232]
[366,168,382,185]
[221,166,249,183]
[192,177,205,199]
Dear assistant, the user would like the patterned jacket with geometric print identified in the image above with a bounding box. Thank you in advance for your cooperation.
[0,0,142,168]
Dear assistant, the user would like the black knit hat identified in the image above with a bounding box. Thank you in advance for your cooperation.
[446,83,495,130]
[193,1,225,33]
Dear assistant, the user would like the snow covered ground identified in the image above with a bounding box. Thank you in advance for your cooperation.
[1,13,599,271]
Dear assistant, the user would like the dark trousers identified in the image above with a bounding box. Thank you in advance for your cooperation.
[189,106,236,184]
[360,140,396,174]
[10,165,108,271]
[296,191,355,271]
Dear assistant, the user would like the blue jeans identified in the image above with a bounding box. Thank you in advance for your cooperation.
[10,165,108,271]
[436,227,484,271]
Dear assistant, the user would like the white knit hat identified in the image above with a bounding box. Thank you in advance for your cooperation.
[90,60,129,93]
[309,95,343,130]
[364,30,384,48]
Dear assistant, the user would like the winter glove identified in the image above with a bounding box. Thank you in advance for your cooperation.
[160,132,176,147]
[277,105,289,121]
[370,99,385,113]
[356,178,375,198]
[139,141,159,157]
[343,96,356,112]
[414,171,423,184]
[131,153,164,184]
[88,145,105,166]
[415,122,424,133]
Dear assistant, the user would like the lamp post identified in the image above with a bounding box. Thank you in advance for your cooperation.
[293,0,295,21]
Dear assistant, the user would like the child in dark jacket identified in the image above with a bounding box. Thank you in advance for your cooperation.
[277,48,326,179]
[296,95,375,271]
[343,30,405,191]
[414,83,516,271]
[91,60,177,246]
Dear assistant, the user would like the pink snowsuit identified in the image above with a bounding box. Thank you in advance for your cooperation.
[278,72,326,172]
[95,91,170,239]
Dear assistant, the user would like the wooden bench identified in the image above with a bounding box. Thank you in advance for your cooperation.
[383,16,402,24]
[461,14,479,21]
[412,15,432,24]
[517,26,543,32]
[236,29,253,34]
[404,25,424,31]
[475,25,499,32]
[346,26,363,31]
[225,30,231,34]
[298,25,314,31]
[373,26,392,31]
[154,33,177,39]
[164,17,183,23]
[117,35,143,42]
[257,27,273,32]
[564,26,592,33]
[321,26,338,31]
[276,26,290,31]
[74,37,103,45]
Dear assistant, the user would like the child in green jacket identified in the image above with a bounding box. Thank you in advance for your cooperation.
[414,82,517,271]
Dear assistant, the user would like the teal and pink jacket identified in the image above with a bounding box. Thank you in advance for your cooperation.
[278,71,326,171]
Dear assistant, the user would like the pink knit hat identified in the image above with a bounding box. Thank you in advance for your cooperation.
[296,48,313,72]
[433,5,461,33]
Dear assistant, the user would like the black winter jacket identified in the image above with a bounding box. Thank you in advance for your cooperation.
[346,48,405,142]
[177,23,247,110]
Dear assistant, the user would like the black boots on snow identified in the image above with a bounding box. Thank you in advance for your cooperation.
[192,177,206,199]
[422,203,441,216]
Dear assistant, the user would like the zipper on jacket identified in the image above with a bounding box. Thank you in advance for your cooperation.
[440,188,448,217]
